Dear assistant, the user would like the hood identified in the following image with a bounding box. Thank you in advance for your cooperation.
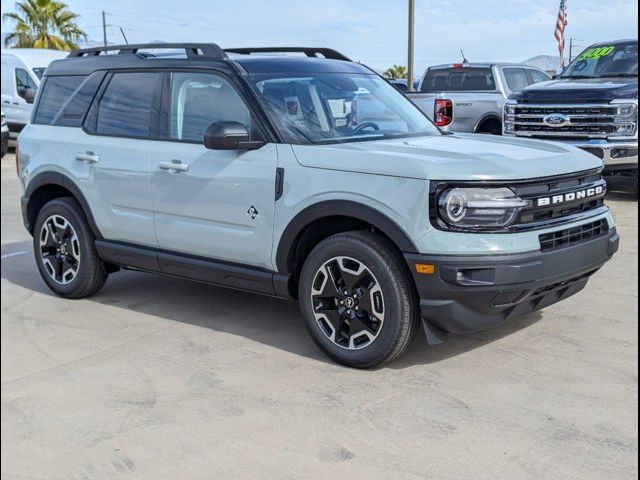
[512,77,638,102]
[291,133,603,181]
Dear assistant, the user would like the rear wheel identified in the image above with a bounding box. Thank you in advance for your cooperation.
[33,197,108,298]
[298,231,419,368]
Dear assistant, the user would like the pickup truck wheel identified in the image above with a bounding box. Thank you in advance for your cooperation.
[299,231,419,368]
[476,118,502,135]
[33,197,108,299]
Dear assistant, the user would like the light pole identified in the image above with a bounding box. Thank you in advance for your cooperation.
[407,0,415,91]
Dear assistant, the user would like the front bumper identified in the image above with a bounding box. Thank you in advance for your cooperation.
[405,227,619,338]
[553,139,637,170]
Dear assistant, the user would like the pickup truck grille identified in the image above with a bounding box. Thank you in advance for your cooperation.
[512,169,607,229]
[506,103,636,139]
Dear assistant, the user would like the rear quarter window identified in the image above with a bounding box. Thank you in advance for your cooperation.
[54,72,105,127]
[421,68,496,92]
[34,76,86,125]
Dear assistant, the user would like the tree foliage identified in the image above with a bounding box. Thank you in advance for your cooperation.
[383,65,408,79]
[3,0,87,50]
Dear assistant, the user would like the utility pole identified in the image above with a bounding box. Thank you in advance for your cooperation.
[102,11,107,46]
[569,37,573,63]
[407,0,415,91]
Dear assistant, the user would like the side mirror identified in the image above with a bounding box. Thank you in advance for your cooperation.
[24,87,37,104]
[203,121,264,150]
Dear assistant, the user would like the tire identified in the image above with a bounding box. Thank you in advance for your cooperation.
[298,231,420,368]
[33,197,108,298]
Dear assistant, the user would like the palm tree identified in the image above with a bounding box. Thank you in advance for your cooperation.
[3,0,87,50]
[383,65,408,79]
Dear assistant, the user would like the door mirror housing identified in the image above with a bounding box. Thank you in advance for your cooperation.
[24,87,37,104]
[204,121,264,150]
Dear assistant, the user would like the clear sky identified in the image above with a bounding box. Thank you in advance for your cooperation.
[1,0,638,72]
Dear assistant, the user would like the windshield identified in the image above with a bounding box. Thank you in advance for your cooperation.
[249,73,439,144]
[561,42,638,78]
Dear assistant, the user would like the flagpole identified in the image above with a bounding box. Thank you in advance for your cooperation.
[407,0,415,92]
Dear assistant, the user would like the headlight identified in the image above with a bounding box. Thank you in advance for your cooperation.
[0,115,5,127]
[503,101,517,134]
[615,103,637,117]
[438,187,530,230]
[610,101,638,137]
[504,100,517,116]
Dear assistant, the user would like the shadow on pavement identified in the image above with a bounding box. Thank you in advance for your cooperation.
[2,239,543,370]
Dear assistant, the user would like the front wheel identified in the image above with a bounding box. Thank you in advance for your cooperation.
[33,197,108,298]
[298,231,419,368]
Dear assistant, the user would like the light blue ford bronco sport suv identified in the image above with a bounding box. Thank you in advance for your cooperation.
[17,44,619,368]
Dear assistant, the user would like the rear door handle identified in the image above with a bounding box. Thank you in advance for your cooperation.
[75,152,100,163]
[159,161,189,172]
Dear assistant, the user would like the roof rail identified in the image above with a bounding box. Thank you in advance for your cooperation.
[225,47,351,62]
[67,43,228,59]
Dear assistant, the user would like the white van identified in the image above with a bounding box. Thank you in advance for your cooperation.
[1,49,67,139]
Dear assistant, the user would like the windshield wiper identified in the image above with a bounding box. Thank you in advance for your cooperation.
[561,75,597,79]
[606,73,639,78]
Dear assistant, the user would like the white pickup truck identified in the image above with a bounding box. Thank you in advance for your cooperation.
[407,62,551,134]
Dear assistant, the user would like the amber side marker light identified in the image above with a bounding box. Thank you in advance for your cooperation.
[415,263,436,275]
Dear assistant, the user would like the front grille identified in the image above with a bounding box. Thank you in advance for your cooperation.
[513,169,607,229]
[507,103,636,139]
[539,219,609,252]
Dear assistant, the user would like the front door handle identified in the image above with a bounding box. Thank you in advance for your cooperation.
[75,152,100,163]
[159,161,189,173]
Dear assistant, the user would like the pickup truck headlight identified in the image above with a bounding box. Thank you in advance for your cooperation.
[438,187,530,230]
[503,100,517,134]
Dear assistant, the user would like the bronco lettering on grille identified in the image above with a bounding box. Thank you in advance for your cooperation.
[537,185,605,207]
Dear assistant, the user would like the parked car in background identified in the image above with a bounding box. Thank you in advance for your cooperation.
[387,78,420,92]
[407,63,551,134]
[1,110,8,158]
[1,49,68,139]
[505,39,638,190]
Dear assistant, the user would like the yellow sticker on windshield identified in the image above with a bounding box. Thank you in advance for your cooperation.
[577,46,616,61]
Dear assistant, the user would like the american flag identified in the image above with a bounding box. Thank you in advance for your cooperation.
[555,0,569,66]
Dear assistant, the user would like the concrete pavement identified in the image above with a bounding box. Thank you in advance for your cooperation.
[1,153,637,479]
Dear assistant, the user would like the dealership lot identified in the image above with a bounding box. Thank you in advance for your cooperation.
[1,153,637,479]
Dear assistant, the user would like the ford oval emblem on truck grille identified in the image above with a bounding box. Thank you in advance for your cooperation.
[543,113,571,127]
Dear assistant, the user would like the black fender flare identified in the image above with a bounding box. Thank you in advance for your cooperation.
[275,200,418,273]
[24,171,102,237]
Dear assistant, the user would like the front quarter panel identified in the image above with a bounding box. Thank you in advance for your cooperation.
[272,144,430,269]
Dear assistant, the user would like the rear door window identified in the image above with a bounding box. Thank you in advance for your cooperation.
[96,72,163,138]
[528,69,551,84]
[421,68,496,92]
[503,68,529,92]
[34,75,86,125]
